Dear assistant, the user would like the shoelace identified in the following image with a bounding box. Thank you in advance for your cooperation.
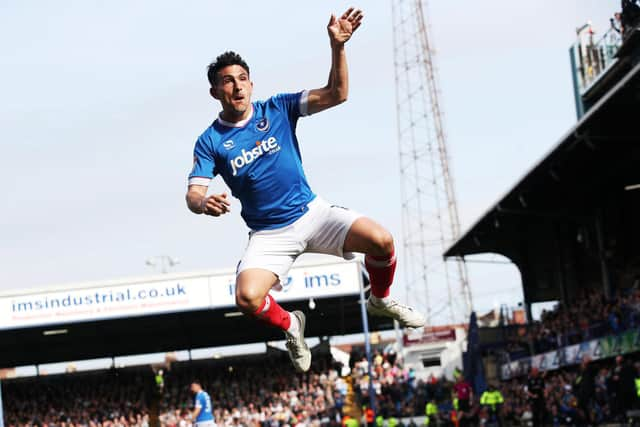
[397,303,415,312]
[286,335,301,358]
[372,300,416,322]
[372,299,413,312]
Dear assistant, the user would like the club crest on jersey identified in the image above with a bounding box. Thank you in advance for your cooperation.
[255,117,269,132]
[222,139,235,150]
[230,136,280,176]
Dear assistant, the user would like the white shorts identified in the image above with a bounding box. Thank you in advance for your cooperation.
[237,197,362,281]
[194,421,216,427]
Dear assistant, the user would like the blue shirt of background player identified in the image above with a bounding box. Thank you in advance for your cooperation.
[188,91,316,231]
[194,390,214,422]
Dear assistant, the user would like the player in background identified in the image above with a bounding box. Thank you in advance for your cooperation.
[186,8,425,372]
[190,380,215,427]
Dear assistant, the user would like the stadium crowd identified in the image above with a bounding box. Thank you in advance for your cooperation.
[501,288,640,361]
[350,349,446,420]
[161,348,462,426]
[531,289,640,352]
[351,353,640,426]
[1,346,450,427]
[348,344,640,426]
[4,329,640,426]
[156,352,345,426]
[3,368,151,426]
[499,355,640,426]
[2,351,344,427]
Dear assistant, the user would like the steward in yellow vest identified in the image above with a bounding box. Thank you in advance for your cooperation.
[480,385,504,412]
[424,401,438,425]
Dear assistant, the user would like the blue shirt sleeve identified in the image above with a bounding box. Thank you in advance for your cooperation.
[271,92,306,124]
[188,136,216,185]
[195,392,204,408]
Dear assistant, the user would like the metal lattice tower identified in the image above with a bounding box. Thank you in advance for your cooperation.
[392,0,472,324]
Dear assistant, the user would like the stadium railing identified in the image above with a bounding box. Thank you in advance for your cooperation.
[570,25,623,96]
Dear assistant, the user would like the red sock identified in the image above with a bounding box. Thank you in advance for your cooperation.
[253,294,291,331]
[365,251,396,298]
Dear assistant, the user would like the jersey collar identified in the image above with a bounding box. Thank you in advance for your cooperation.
[216,104,254,128]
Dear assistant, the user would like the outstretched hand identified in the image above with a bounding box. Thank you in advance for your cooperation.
[327,7,364,46]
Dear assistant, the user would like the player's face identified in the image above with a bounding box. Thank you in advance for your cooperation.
[211,64,253,119]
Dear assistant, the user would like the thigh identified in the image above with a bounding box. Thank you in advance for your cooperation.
[305,200,362,259]
[342,217,392,255]
[237,228,304,286]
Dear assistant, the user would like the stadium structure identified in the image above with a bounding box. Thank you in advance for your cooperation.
[446,29,640,322]
[444,7,640,410]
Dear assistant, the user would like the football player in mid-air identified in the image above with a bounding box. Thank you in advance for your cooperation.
[186,7,425,372]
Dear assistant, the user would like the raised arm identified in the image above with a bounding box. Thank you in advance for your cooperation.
[306,8,364,115]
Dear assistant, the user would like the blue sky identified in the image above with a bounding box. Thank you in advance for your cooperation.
[0,1,615,325]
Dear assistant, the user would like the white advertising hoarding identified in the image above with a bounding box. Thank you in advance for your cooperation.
[0,260,362,330]
[207,260,362,308]
[0,277,211,330]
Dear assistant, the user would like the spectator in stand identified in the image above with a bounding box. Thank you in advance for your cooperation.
[526,367,546,427]
[558,384,578,424]
[594,366,611,421]
[610,354,637,420]
[612,12,624,34]
[520,404,533,426]
[574,357,596,424]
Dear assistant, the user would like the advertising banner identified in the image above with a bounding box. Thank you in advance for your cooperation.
[500,328,640,380]
[0,261,362,330]
[207,261,362,309]
[0,277,211,330]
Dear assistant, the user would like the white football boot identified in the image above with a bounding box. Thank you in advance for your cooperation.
[285,310,312,372]
[366,297,426,328]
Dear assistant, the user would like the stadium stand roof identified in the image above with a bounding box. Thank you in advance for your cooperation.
[0,259,392,368]
[445,60,640,304]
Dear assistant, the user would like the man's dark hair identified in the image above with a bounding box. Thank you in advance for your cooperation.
[207,51,250,86]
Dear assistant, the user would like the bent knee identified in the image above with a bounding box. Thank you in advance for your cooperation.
[370,229,394,257]
[235,286,267,313]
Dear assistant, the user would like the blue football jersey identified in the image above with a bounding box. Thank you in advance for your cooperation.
[195,390,214,422]
[188,91,316,230]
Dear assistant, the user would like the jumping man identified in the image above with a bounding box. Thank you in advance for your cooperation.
[186,8,425,372]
